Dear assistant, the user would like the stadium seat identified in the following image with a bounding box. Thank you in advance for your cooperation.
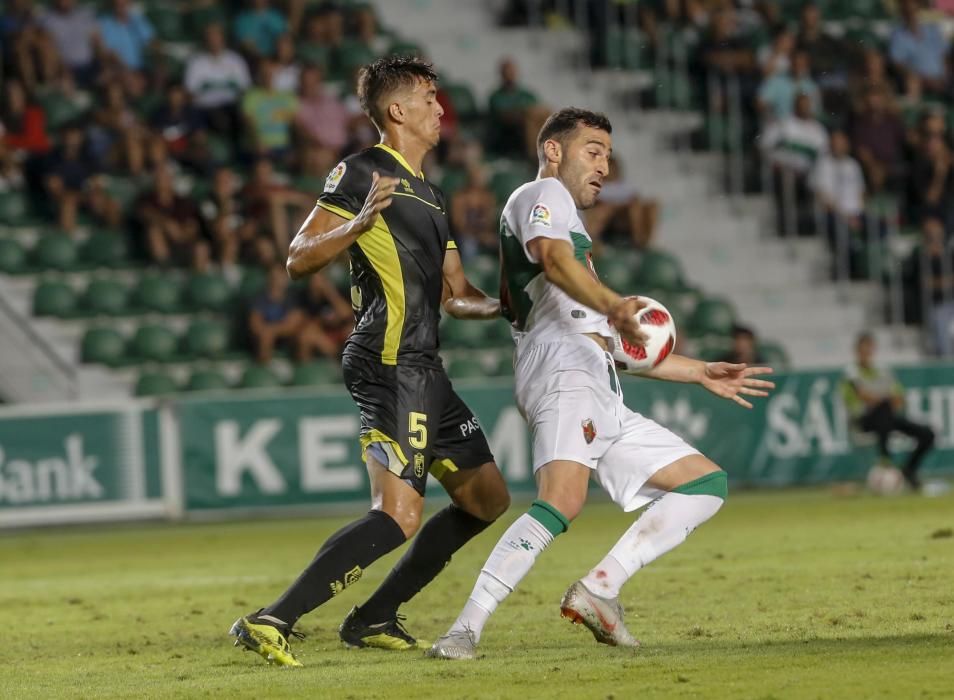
[442,318,491,347]
[81,278,129,316]
[131,324,179,363]
[0,238,28,274]
[186,369,230,392]
[135,370,179,397]
[81,231,130,268]
[0,190,31,226]
[335,41,377,80]
[81,327,127,366]
[694,335,732,362]
[184,319,230,359]
[490,168,529,206]
[36,92,88,131]
[32,234,79,271]
[599,256,636,291]
[147,5,186,42]
[486,347,514,376]
[134,274,182,314]
[446,355,486,379]
[444,82,480,122]
[636,251,684,291]
[388,40,422,57]
[185,272,232,312]
[239,267,268,300]
[33,280,77,317]
[759,340,790,369]
[290,360,340,386]
[688,297,736,337]
[239,365,281,389]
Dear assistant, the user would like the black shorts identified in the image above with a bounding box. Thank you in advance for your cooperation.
[342,353,494,495]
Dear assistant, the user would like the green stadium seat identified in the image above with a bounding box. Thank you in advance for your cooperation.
[131,324,179,363]
[185,272,232,312]
[32,234,79,271]
[239,365,281,389]
[440,167,468,201]
[636,251,683,291]
[82,278,129,316]
[81,231,130,268]
[444,82,479,121]
[186,369,230,392]
[290,360,340,386]
[148,6,186,42]
[239,267,268,300]
[36,92,88,131]
[490,168,529,206]
[33,280,77,317]
[0,190,31,225]
[134,274,182,313]
[447,354,486,379]
[81,327,127,366]
[442,318,492,348]
[759,340,790,369]
[669,287,702,324]
[297,41,331,70]
[486,347,514,376]
[335,41,377,80]
[0,238,28,274]
[695,335,732,362]
[689,298,736,337]
[184,319,230,359]
[388,40,421,57]
[599,256,636,291]
[135,371,179,397]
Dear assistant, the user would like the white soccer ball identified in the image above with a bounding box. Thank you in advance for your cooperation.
[866,464,905,496]
[611,296,677,375]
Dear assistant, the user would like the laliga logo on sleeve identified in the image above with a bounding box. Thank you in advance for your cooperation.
[324,162,347,193]
[529,203,552,228]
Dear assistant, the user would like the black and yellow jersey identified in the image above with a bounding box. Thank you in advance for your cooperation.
[317,143,456,368]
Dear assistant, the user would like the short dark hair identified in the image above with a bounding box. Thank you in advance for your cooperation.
[356,55,438,127]
[536,107,612,163]
[732,325,755,340]
[856,332,874,347]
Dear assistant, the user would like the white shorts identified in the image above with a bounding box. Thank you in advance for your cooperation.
[514,334,700,512]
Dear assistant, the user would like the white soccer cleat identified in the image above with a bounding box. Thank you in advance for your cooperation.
[560,580,640,648]
[424,629,478,660]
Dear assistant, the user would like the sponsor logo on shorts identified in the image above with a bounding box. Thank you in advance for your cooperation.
[582,418,597,444]
[529,203,552,228]
[324,161,347,192]
[413,452,425,478]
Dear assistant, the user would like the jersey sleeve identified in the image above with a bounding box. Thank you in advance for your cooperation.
[316,154,371,220]
[513,179,575,263]
[429,183,457,250]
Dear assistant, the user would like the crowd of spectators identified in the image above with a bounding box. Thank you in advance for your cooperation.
[0,0,664,367]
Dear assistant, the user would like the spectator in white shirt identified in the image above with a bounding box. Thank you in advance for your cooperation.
[184,23,251,145]
[39,0,100,86]
[812,130,865,226]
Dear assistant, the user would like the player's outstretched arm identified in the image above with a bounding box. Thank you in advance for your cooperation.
[287,172,399,279]
[641,355,775,409]
[527,236,648,346]
[441,248,500,320]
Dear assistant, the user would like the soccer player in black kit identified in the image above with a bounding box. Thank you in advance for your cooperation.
[229,56,510,666]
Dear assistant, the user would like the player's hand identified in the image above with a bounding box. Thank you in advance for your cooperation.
[701,362,775,409]
[353,171,399,235]
[608,296,649,347]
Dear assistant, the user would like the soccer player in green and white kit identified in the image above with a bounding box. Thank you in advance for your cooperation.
[427,108,775,659]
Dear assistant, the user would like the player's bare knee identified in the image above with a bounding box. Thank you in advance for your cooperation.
[379,503,421,539]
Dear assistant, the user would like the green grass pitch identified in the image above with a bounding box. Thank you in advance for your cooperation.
[3,489,953,699]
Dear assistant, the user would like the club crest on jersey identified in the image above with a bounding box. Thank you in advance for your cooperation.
[530,203,552,228]
[582,419,597,444]
[324,161,347,193]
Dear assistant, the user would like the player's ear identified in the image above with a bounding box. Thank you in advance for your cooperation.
[543,138,562,166]
[387,99,405,124]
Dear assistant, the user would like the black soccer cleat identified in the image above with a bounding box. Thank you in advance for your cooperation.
[338,606,418,650]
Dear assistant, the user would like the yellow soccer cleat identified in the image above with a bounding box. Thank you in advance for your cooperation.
[229,612,303,667]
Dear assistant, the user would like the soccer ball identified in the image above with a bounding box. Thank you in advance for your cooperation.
[866,464,905,495]
[611,296,677,375]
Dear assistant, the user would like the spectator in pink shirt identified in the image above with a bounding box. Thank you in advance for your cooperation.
[294,64,348,154]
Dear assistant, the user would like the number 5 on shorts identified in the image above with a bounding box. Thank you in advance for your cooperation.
[409,411,428,449]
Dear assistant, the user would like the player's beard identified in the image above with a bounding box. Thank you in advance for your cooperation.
[559,160,598,210]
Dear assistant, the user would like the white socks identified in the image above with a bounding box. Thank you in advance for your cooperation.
[447,513,556,642]
[581,492,724,599]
